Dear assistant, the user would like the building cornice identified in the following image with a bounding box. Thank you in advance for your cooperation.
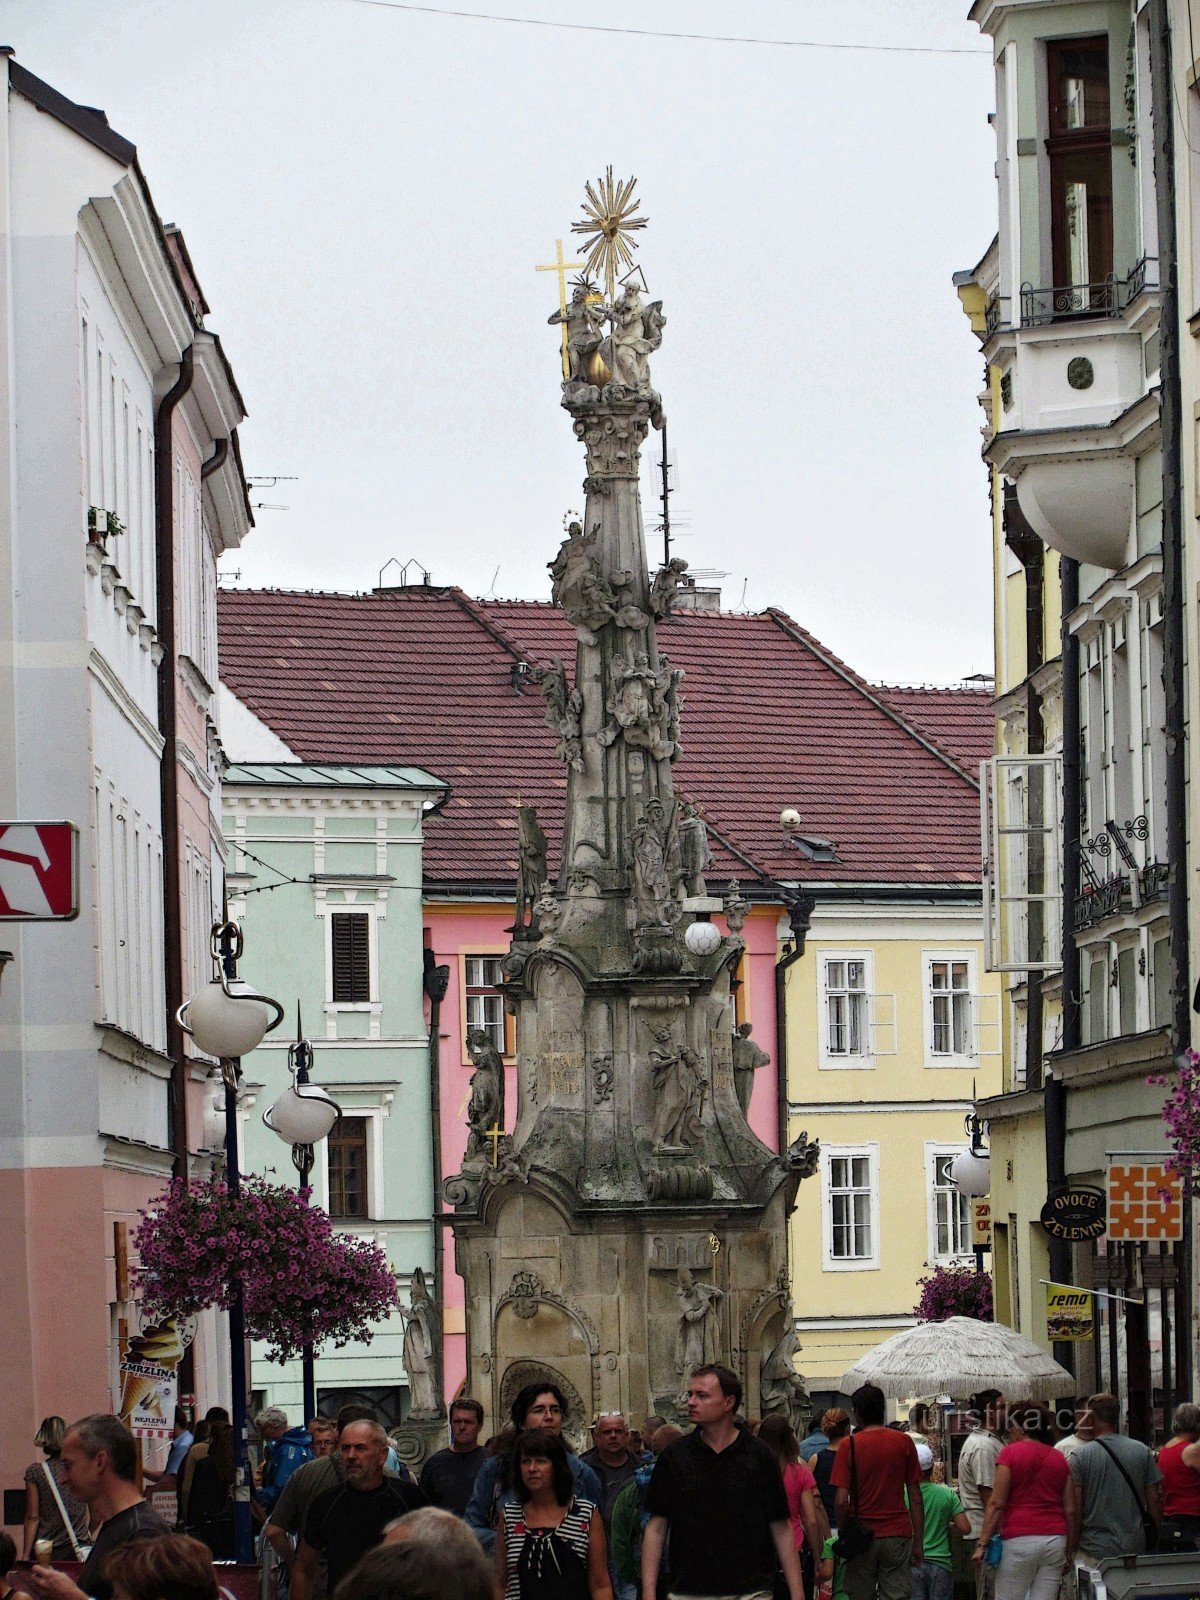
[88,649,165,758]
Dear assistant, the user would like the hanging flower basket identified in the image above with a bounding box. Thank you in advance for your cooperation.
[915,1264,993,1323]
[1150,1049,1200,1195]
[132,1175,401,1363]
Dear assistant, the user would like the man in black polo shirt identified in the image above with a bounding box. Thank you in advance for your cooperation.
[643,1363,804,1600]
[418,1397,487,1516]
[291,1421,426,1600]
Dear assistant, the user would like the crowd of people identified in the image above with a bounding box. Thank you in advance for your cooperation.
[4,1379,1199,1600]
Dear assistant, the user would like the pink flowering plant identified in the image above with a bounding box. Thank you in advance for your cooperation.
[133,1174,401,1362]
[914,1264,993,1323]
[1149,1048,1200,1194]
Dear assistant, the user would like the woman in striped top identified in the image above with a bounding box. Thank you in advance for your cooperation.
[497,1429,613,1600]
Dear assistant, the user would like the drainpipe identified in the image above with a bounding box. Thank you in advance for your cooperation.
[1049,556,1081,1360]
[201,436,228,481]
[774,891,815,1158]
[424,944,450,1398]
[155,345,195,1182]
[1149,0,1189,1057]
[1149,0,1193,1398]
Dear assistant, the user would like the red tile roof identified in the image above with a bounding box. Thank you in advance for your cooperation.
[217,587,984,893]
[875,685,995,774]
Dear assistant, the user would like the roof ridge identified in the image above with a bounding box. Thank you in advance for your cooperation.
[445,587,534,664]
[765,607,980,791]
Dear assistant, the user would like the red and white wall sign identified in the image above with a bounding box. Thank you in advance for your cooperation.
[0,822,79,920]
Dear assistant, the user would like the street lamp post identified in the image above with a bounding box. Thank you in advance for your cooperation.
[178,921,284,1567]
[263,1010,341,1424]
[951,1096,991,1275]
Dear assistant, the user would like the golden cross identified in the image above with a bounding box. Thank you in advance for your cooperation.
[485,1123,505,1168]
[537,238,585,380]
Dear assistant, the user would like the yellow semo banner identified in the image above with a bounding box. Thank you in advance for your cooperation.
[1044,1282,1094,1341]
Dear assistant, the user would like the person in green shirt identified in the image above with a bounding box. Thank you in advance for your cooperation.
[819,1533,850,1600]
[912,1443,971,1600]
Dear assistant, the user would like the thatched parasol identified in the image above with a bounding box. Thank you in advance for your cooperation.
[841,1317,1075,1401]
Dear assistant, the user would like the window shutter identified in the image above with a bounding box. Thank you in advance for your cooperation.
[332,912,371,1002]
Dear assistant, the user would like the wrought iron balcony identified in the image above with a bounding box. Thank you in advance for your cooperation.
[1073,871,1131,932]
[1139,860,1170,904]
[984,292,1008,341]
[1020,258,1158,328]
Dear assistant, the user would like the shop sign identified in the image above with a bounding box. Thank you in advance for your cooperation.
[971,1198,992,1249]
[0,822,78,919]
[1044,1281,1094,1342]
[1039,1184,1106,1240]
[1107,1162,1183,1242]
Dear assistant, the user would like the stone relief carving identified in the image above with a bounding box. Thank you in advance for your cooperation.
[732,1022,771,1118]
[398,1266,444,1419]
[532,659,585,773]
[649,556,689,619]
[785,1131,822,1181]
[548,520,647,639]
[659,653,684,759]
[464,1027,506,1163]
[516,804,548,931]
[601,653,674,761]
[649,1234,717,1272]
[674,1266,722,1375]
[631,798,680,928]
[572,410,650,483]
[678,803,712,898]
[590,1054,614,1104]
[723,880,750,936]
[533,880,563,935]
[647,1022,706,1153]
[760,1311,811,1438]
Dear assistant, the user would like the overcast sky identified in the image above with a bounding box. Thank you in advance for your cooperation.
[9,1,998,685]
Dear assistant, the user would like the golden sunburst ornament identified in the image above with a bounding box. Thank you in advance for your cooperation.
[571,167,648,305]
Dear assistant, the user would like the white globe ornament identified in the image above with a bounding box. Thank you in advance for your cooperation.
[264,1083,340,1146]
[780,808,802,832]
[684,920,722,958]
[185,977,277,1059]
[950,1146,990,1197]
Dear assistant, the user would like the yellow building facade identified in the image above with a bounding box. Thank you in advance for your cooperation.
[786,901,1002,1402]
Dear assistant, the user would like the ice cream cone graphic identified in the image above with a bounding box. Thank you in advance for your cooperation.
[119,1320,185,1424]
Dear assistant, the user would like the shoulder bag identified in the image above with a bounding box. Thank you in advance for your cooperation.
[40,1460,87,1562]
[833,1436,875,1562]
[1095,1437,1158,1553]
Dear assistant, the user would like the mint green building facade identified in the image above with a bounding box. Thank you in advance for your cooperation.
[222,763,446,1427]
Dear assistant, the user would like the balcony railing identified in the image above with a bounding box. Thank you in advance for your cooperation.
[1140,860,1170,904]
[984,292,1008,341]
[1020,258,1159,328]
[1073,871,1131,932]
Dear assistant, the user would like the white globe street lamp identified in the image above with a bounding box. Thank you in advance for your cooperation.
[951,1145,991,1198]
[684,918,722,958]
[175,919,284,1566]
[263,1014,341,1423]
[178,923,284,1073]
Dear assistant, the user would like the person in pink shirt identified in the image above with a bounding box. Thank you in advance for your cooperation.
[972,1405,1079,1600]
[760,1415,825,1599]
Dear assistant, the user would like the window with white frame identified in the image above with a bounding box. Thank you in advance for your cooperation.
[92,770,166,1052]
[928,1150,972,1260]
[328,1115,370,1219]
[823,1147,879,1268]
[826,958,867,1055]
[925,954,978,1064]
[465,955,508,1054]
